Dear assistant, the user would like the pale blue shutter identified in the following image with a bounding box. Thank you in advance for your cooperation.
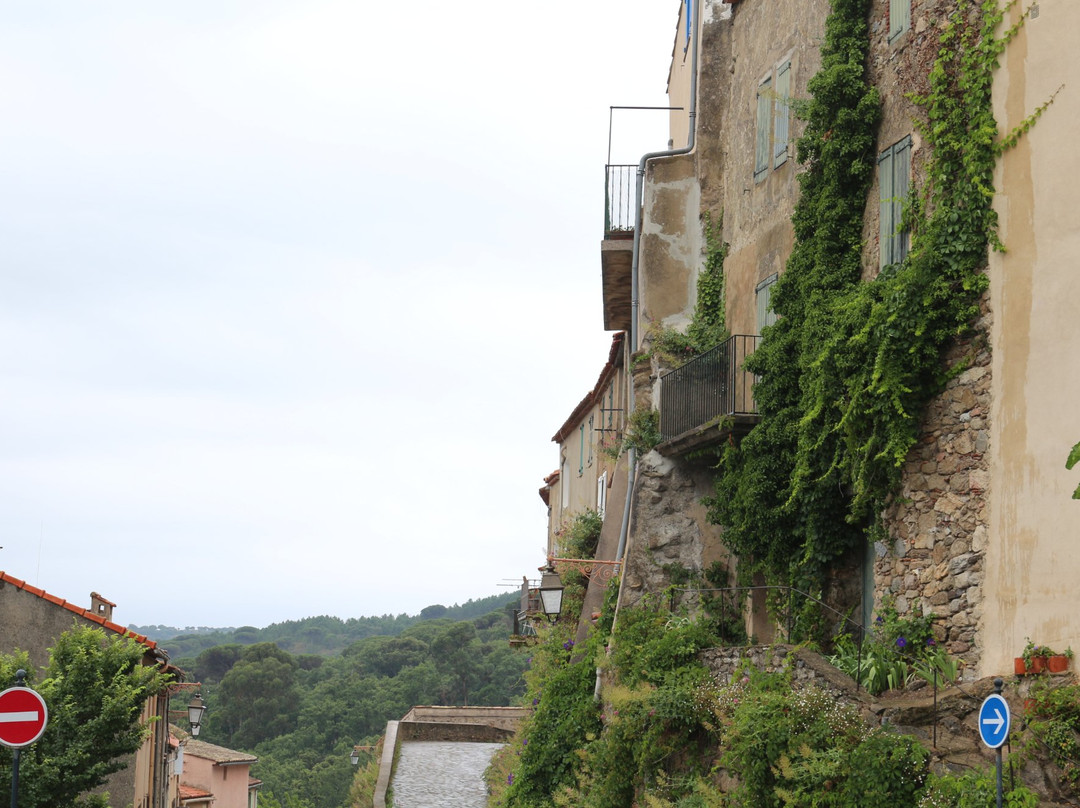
[773,62,791,167]
[890,0,910,42]
[878,146,895,269]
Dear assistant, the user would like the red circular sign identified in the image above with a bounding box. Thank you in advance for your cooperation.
[0,687,49,748]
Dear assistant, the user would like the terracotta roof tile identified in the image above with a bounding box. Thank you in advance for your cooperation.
[551,331,626,443]
[178,784,214,800]
[0,571,157,651]
[184,739,258,765]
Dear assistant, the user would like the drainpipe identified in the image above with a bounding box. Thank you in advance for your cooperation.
[615,0,702,566]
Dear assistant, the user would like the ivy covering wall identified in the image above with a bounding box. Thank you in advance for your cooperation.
[707,0,1032,597]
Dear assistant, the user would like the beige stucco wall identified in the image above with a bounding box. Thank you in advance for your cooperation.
[983,0,1080,674]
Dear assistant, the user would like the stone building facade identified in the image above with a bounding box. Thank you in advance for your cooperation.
[574,0,1080,682]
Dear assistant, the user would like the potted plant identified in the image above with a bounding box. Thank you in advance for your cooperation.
[1018,639,1050,674]
[1048,646,1074,674]
[1016,640,1072,675]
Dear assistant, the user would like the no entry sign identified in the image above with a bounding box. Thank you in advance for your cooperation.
[0,686,48,748]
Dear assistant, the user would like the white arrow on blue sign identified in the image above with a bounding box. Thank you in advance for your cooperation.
[978,693,1011,749]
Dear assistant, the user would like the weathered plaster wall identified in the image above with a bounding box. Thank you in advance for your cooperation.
[640,154,701,333]
[713,0,827,336]
[983,0,1080,675]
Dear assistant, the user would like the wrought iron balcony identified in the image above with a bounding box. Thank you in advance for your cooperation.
[605,164,637,235]
[658,334,761,452]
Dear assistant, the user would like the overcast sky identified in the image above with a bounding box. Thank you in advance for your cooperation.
[0,1,679,628]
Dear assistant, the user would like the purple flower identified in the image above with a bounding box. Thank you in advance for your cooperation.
[563,640,575,650]
[896,637,907,648]
[508,773,514,785]
[927,638,936,646]
[875,616,884,625]
[532,697,539,705]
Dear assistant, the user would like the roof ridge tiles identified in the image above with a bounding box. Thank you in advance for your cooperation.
[0,570,157,650]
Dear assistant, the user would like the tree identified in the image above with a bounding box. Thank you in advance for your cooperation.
[0,626,168,808]
[210,643,300,748]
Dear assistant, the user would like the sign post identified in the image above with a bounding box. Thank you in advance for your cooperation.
[0,670,49,808]
[978,678,1010,808]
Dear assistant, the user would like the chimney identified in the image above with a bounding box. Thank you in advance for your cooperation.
[90,592,116,622]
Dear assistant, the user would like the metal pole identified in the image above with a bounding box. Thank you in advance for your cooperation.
[995,677,1004,808]
[10,748,19,808]
[933,667,938,748]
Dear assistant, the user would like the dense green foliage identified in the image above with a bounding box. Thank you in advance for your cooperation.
[686,211,729,352]
[558,509,604,559]
[706,0,880,592]
[188,609,526,808]
[489,598,1037,807]
[0,627,169,808]
[147,591,516,659]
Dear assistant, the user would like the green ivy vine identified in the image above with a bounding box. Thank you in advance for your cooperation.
[707,0,1038,593]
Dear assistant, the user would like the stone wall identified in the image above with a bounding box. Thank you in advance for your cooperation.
[701,644,1078,803]
[397,721,513,744]
[619,447,731,611]
[877,307,992,677]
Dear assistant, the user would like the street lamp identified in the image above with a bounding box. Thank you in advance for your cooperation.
[538,561,565,621]
[187,694,206,738]
[350,746,360,765]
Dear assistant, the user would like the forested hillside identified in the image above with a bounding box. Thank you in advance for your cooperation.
[170,597,527,808]
[130,592,516,659]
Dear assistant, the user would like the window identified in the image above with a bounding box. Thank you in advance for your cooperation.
[684,0,692,51]
[773,62,792,168]
[879,136,912,269]
[754,77,772,181]
[755,274,779,331]
[578,424,585,475]
[890,0,911,42]
[587,415,594,467]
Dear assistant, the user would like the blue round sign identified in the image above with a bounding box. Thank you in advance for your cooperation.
[978,693,1011,749]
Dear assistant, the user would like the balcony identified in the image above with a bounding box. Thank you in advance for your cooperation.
[658,334,761,455]
[601,165,636,331]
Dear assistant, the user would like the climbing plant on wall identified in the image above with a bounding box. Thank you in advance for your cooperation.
[707,0,880,590]
[707,0,1041,594]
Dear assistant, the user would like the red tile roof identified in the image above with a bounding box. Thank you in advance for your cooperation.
[551,331,626,444]
[0,571,157,650]
[178,784,214,801]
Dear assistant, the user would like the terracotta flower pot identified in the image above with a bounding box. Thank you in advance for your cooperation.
[1016,656,1048,674]
[1048,655,1069,674]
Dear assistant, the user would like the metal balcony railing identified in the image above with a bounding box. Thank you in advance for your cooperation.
[605,165,637,234]
[659,334,761,440]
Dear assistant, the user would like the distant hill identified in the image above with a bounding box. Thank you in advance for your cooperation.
[131,591,519,661]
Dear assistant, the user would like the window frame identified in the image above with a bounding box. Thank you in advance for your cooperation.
[754,75,773,182]
[878,136,912,269]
